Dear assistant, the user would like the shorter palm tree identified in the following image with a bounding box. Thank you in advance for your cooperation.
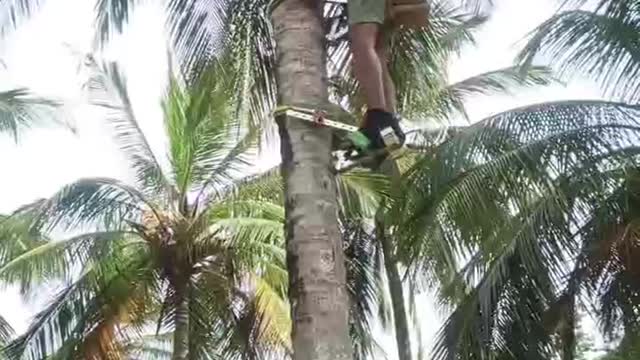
[0,57,291,360]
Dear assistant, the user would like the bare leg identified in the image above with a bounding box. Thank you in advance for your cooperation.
[350,23,386,112]
[348,22,404,153]
[376,33,396,112]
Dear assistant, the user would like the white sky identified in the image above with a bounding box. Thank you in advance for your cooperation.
[0,0,608,358]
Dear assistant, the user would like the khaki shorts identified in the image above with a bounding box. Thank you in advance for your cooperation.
[348,0,388,25]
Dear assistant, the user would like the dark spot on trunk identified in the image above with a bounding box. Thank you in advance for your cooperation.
[277,116,294,167]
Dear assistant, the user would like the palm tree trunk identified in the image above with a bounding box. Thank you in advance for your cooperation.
[271,1,352,360]
[377,218,412,360]
[172,292,189,360]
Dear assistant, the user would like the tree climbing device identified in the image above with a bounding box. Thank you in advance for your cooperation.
[273,104,404,171]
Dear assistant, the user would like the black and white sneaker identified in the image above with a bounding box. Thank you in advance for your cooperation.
[358,108,405,151]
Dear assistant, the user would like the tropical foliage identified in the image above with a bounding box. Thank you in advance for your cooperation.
[387,0,640,358]
[392,99,640,359]
[517,0,640,103]
[4,0,640,360]
[0,57,293,359]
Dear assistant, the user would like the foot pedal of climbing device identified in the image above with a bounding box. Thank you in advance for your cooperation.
[381,127,401,147]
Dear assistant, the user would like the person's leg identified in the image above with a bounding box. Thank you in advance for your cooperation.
[375,29,405,146]
[375,31,396,113]
[350,23,387,112]
[348,0,403,151]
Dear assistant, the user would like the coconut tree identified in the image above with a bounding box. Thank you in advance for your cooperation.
[0,2,532,359]
[380,1,640,358]
[324,5,557,360]
[167,2,498,359]
[390,100,640,360]
[0,57,294,360]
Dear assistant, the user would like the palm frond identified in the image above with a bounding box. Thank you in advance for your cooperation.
[430,233,557,360]
[245,275,292,355]
[210,199,285,223]
[516,7,640,103]
[184,261,290,360]
[166,0,278,146]
[0,231,128,298]
[390,3,490,122]
[162,63,257,202]
[0,315,14,346]
[208,217,284,257]
[0,0,43,37]
[21,177,153,234]
[0,212,49,270]
[93,0,139,48]
[2,246,159,360]
[220,165,283,204]
[84,58,174,199]
[200,198,287,299]
[164,0,227,75]
[449,0,494,15]
[341,217,388,360]
[393,100,640,358]
[440,65,557,121]
[121,332,173,360]
[0,88,61,142]
[337,169,391,220]
[399,100,640,250]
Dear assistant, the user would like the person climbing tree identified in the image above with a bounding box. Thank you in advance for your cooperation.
[348,0,429,153]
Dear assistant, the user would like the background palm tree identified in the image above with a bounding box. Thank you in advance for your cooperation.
[383,1,640,358]
[0,57,292,360]
[392,99,640,360]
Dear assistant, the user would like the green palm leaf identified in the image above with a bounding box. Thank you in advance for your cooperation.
[22,177,154,234]
[389,3,488,122]
[0,0,42,37]
[337,169,391,220]
[84,58,174,198]
[221,165,283,204]
[342,218,389,360]
[0,231,127,297]
[162,63,256,200]
[394,100,640,358]
[0,213,49,269]
[2,246,159,360]
[0,88,61,142]
[166,0,278,145]
[94,0,139,47]
[516,6,640,103]
[0,315,14,346]
[439,65,557,121]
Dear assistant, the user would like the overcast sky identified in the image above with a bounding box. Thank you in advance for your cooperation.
[0,0,607,358]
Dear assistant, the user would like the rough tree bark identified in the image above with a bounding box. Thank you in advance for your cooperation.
[271,1,353,359]
[171,292,189,360]
[377,217,412,360]
[376,160,412,360]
